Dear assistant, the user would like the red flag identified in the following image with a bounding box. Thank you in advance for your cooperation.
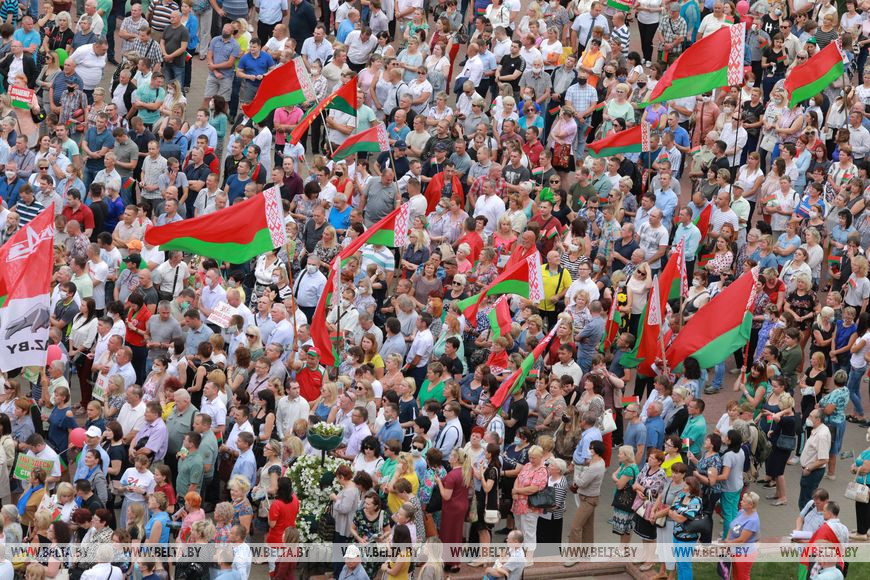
[695,203,712,240]
[288,77,358,145]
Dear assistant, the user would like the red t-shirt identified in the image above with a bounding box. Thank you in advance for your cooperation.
[297,365,324,402]
[455,231,484,264]
[61,204,95,231]
[267,495,299,544]
[125,306,152,347]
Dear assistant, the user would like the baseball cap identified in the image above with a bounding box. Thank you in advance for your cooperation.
[434,142,450,151]
[123,253,141,264]
[127,239,143,251]
[395,140,407,149]
[307,347,320,358]
[86,426,102,438]
[345,545,362,559]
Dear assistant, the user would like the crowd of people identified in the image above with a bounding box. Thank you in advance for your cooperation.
[0,0,870,578]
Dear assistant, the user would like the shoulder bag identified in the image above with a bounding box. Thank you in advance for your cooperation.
[845,478,870,503]
[528,467,555,509]
[601,408,617,434]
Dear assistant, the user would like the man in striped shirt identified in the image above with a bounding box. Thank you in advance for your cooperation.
[12,184,45,226]
[147,0,178,40]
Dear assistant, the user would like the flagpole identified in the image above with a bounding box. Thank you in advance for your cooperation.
[729,88,742,199]
[283,241,299,349]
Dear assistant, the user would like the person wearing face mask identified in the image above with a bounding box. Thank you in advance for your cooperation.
[293,256,327,322]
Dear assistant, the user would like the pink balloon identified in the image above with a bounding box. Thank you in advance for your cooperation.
[46,344,62,366]
[736,0,749,16]
[69,428,87,449]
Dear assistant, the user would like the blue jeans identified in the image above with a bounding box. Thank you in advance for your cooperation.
[848,364,867,417]
[800,467,826,508]
[164,62,186,87]
[709,362,725,390]
[574,118,590,158]
[673,538,696,580]
[83,165,101,190]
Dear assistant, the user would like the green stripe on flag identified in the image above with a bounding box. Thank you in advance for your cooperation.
[788,62,844,107]
[155,229,277,263]
[250,90,307,123]
[678,312,753,369]
[645,68,727,105]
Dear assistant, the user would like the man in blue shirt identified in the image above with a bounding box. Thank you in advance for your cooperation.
[0,161,24,208]
[643,401,666,461]
[73,426,112,480]
[378,402,404,447]
[203,23,240,105]
[571,413,602,488]
[225,160,253,203]
[237,38,276,106]
[81,113,115,189]
[50,60,84,107]
[654,171,679,226]
[230,431,258,484]
[12,15,40,62]
[672,207,702,277]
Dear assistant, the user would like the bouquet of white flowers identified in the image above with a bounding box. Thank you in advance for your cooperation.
[288,454,350,542]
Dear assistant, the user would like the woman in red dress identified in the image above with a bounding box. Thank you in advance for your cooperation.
[435,447,473,574]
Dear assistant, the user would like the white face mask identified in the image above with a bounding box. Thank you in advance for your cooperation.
[306,264,318,274]
[692,279,702,288]
[4,171,15,180]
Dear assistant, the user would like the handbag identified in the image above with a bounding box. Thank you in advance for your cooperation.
[774,433,798,451]
[845,479,870,503]
[484,509,500,524]
[552,142,571,170]
[423,512,438,537]
[528,486,556,510]
[611,485,635,512]
[466,491,479,523]
[601,408,617,435]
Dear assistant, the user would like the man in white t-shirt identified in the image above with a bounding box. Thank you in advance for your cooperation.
[201,381,228,440]
[117,385,147,443]
[25,434,62,488]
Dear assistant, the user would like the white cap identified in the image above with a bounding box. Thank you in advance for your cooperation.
[344,545,362,559]
[86,426,102,438]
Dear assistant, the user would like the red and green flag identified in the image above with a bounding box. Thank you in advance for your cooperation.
[694,203,713,254]
[587,125,643,158]
[490,319,562,409]
[608,0,632,11]
[600,289,624,353]
[144,187,287,263]
[622,396,639,407]
[620,241,685,375]
[456,252,544,326]
[665,269,757,370]
[289,76,358,145]
[331,123,391,162]
[645,23,746,105]
[310,204,411,367]
[241,59,312,124]
[487,296,513,341]
[784,39,846,107]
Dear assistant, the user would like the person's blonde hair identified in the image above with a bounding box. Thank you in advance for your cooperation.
[284,435,305,457]
[192,519,216,542]
[25,563,46,580]
[778,393,794,410]
[537,435,554,453]
[56,482,75,501]
[320,382,339,404]
[214,502,234,525]
[528,444,544,459]
[229,474,252,494]
[852,255,868,277]
[127,501,146,538]
[452,448,474,487]
[33,509,52,532]
[742,491,760,508]
[618,444,636,464]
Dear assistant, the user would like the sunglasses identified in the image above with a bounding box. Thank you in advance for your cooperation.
[246,333,255,338]
[549,179,560,184]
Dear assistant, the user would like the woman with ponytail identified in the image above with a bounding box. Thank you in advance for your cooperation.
[436,448,473,574]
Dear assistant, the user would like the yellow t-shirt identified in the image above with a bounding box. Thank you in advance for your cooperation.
[540,265,573,312]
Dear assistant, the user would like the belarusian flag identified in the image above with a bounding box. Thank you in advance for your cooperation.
[289,76,358,145]
[620,242,685,375]
[241,59,311,123]
[144,187,287,263]
[784,39,846,107]
[0,206,55,371]
[645,23,745,105]
[457,252,545,326]
[608,0,632,11]
[665,269,757,370]
[487,296,513,341]
[599,290,623,353]
[332,124,390,161]
[621,396,639,407]
[694,202,713,258]
[587,125,643,158]
[490,320,561,408]
[311,204,410,367]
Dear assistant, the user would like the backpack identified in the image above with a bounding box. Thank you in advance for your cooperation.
[750,423,771,465]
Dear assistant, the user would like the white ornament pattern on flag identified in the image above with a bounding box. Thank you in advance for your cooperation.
[295,58,316,102]
[376,123,391,151]
[834,38,847,62]
[641,122,651,153]
[527,252,545,302]
[262,186,287,249]
[675,239,688,298]
[727,23,746,87]
[647,275,662,326]
[394,202,410,248]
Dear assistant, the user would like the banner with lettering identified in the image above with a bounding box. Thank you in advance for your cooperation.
[0,207,55,371]
[13,454,56,480]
